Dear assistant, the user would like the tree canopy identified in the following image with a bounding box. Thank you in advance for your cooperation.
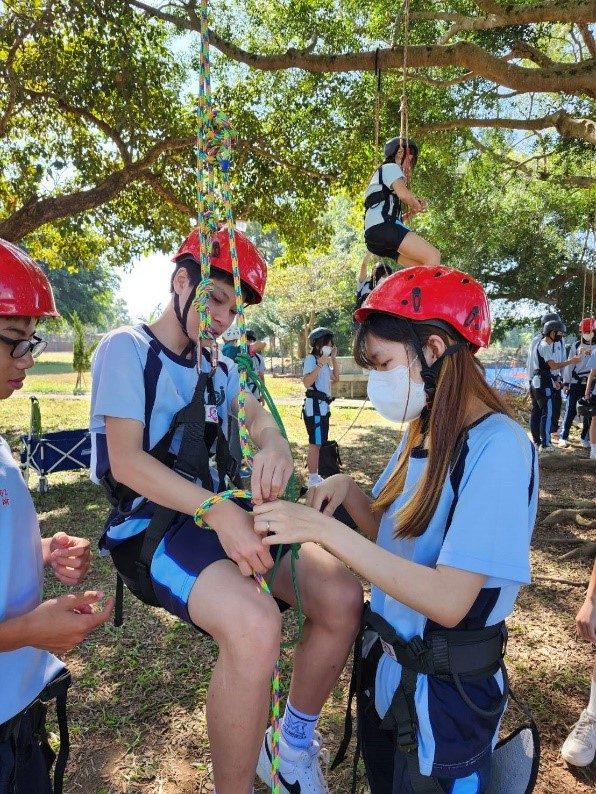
[1,0,594,323]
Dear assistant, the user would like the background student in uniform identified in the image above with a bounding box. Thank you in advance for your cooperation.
[90,228,362,794]
[356,251,393,312]
[559,317,596,448]
[0,239,113,794]
[528,318,580,452]
[302,327,340,487]
[255,265,537,794]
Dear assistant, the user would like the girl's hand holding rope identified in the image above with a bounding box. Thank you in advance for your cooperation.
[253,499,328,547]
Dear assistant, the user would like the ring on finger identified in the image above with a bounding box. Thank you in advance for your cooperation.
[266,520,271,532]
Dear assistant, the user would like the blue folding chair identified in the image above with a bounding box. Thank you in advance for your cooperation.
[20,397,91,493]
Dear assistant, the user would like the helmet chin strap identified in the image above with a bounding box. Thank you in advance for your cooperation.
[174,290,198,357]
[406,326,466,406]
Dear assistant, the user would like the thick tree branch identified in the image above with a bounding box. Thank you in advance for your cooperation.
[0,136,195,242]
[579,23,596,58]
[412,1,596,30]
[416,110,596,145]
[128,1,596,98]
[510,40,554,68]
[140,171,195,215]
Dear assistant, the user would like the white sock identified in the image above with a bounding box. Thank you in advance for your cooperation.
[587,678,596,718]
[281,698,321,749]
[308,473,323,486]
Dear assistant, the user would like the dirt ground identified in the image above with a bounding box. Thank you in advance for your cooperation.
[32,402,596,793]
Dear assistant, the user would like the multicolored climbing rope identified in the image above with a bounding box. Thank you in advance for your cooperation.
[193,490,280,792]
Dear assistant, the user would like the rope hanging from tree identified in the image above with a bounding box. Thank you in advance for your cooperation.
[398,0,412,183]
[192,1,281,789]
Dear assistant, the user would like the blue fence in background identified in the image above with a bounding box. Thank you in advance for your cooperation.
[484,367,528,396]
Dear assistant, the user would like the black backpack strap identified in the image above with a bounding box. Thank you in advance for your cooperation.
[0,668,72,794]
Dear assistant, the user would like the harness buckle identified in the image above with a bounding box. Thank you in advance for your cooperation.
[407,635,426,659]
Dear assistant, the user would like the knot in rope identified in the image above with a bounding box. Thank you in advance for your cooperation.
[235,351,255,374]
[195,105,236,171]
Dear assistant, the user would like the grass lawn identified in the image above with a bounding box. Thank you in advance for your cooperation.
[2,359,595,792]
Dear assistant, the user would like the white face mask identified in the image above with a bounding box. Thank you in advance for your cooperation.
[367,356,426,423]
[320,345,332,357]
[582,334,594,344]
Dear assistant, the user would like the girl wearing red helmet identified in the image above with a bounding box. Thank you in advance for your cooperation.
[0,239,113,794]
[90,227,362,794]
[255,266,538,793]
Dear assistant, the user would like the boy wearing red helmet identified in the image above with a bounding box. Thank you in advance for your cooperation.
[0,239,113,794]
[90,227,362,794]
[255,266,538,793]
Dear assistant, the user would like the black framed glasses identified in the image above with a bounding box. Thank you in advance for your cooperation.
[0,333,47,359]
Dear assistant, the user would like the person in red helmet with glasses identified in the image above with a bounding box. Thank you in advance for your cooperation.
[0,239,113,794]
[254,266,538,793]
[89,227,362,794]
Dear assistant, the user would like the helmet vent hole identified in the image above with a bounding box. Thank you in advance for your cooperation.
[407,273,415,280]
[434,271,442,277]
[462,278,470,284]
[401,299,408,305]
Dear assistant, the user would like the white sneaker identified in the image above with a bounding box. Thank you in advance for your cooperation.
[580,438,591,448]
[256,726,330,793]
[561,709,596,766]
[558,438,569,448]
[539,445,556,454]
[591,450,596,461]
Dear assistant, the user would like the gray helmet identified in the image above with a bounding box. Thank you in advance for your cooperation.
[540,311,561,325]
[543,319,566,336]
[308,326,333,345]
[384,137,418,165]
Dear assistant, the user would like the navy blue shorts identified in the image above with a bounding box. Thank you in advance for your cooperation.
[365,220,411,261]
[110,498,291,628]
[357,695,492,793]
[304,413,330,445]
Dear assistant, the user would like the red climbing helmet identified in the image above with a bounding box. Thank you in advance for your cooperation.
[354,266,491,353]
[174,226,267,304]
[579,317,596,334]
[0,238,59,317]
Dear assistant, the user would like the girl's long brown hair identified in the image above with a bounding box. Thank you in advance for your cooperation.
[354,314,512,539]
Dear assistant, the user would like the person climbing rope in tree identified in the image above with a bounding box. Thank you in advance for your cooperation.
[364,137,441,267]
[90,227,362,794]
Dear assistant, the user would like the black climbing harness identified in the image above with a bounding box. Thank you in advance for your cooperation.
[100,363,240,623]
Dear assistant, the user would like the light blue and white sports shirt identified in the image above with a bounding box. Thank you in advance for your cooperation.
[302,354,332,417]
[0,438,64,723]
[90,325,240,542]
[364,163,405,231]
[370,412,538,778]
